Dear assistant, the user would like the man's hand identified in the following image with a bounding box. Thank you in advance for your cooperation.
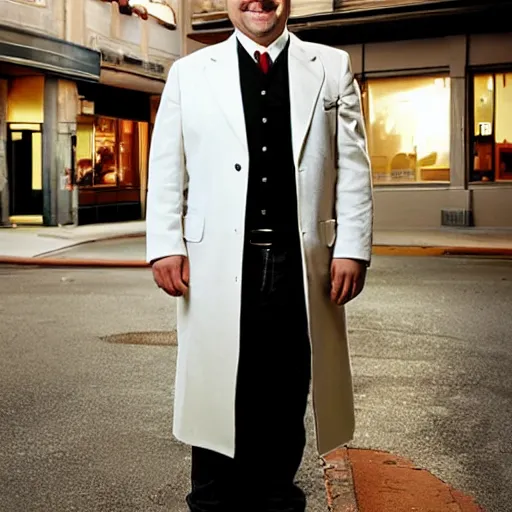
[330,258,367,306]
[151,256,189,297]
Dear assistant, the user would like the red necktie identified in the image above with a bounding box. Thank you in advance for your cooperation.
[255,51,271,74]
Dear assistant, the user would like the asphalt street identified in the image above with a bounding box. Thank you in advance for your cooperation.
[0,254,511,512]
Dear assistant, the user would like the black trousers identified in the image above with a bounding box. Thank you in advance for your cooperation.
[186,237,311,512]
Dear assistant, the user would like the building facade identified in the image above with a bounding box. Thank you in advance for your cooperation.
[183,0,512,230]
[0,0,180,226]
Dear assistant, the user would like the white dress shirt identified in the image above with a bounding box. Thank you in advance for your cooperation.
[235,27,290,63]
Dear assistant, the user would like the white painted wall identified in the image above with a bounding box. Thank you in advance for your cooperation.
[83,0,180,68]
[291,0,332,17]
[0,0,64,37]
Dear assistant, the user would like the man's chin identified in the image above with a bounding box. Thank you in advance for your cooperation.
[245,21,277,38]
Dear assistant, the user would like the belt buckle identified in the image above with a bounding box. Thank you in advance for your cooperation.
[249,228,273,247]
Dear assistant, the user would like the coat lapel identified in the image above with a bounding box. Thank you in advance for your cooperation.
[288,34,325,168]
[204,35,248,153]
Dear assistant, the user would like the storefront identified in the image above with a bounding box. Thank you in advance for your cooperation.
[297,0,512,229]
[0,24,101,226]
[186,0,512,229]
[74,82,152,225]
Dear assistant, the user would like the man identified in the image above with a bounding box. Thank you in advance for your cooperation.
[146,0,373,510]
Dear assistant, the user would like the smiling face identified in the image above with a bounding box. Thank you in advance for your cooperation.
[227,0,290,46]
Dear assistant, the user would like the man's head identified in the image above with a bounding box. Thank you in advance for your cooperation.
[227,0,290,47]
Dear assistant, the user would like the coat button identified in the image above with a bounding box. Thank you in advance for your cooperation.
[235,163,242,171]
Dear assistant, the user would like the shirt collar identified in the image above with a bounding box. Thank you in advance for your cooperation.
[235,27,290,64]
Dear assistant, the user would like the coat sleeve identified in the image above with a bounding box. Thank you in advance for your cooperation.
[145,61,188,264]
[333,51,374,266]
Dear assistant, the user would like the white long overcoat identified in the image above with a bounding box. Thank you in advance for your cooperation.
[146,32,373,458]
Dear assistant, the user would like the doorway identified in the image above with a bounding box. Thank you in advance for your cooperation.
[7,124,43,222]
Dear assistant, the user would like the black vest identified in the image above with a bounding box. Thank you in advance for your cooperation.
[237,39,298,236]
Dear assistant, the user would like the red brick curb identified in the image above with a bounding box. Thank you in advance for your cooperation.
[373,245,512,258]
[0,256,149,268]
[1,245,510,269]
[322,448,358,511]
[323,448,486,512]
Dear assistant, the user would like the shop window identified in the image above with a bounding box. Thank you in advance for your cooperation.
[471,72,512,182]
[76,116,144,188]
[365,75,451,185]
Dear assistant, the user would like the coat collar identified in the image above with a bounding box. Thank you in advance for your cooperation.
[204,31,325,167]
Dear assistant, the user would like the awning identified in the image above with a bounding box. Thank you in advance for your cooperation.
[0,24,101,82]
[100,68,165,95]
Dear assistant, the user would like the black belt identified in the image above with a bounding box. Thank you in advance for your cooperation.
[247,228,297,247]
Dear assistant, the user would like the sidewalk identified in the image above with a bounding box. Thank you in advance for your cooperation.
[323,448,485,512]
[0,222,511,265]
[0,221,145,258]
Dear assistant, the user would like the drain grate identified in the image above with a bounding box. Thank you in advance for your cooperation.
[102,331,177,346]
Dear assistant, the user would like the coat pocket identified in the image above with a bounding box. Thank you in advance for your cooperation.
[319,219,336,247]
[183,214,205,243]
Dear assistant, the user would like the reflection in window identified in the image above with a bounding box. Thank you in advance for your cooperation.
[471,73,512,182]
[366,75,451,184]
[471,74,494,182]
[95,117,118,186]
[76,116,143,188]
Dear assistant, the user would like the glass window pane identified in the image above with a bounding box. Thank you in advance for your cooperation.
[495,73,512,181]
[94,117,118,186]
[495,73,512,144]
[473,75,494,137]
[471,74,494,183]
[76,121,94,187]
[118,120,140,187]
[31,132,42,191]
[367,75,451,184]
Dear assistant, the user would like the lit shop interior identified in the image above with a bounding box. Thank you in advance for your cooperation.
[471,72,512,183]
[74,83,151,224]
[359,71,512,186]
[363,74,451,185]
